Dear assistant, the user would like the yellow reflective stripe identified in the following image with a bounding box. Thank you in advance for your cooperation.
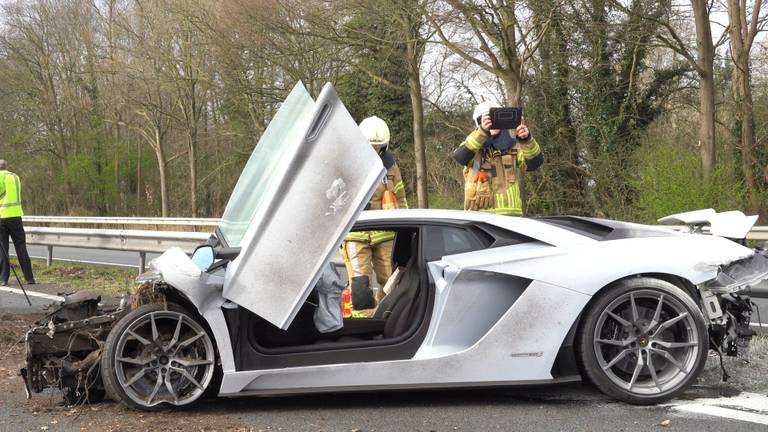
[370,231,395,245]
[370,233,394,240]
[345,232,370,242]
[466,136,482,151]
[519,141,541,158]
[393,181,405,194]
[465,129,486,151]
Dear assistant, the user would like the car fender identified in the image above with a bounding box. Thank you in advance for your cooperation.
[150,247,236,374]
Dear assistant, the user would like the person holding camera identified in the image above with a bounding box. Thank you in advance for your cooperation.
[452,101,543,215]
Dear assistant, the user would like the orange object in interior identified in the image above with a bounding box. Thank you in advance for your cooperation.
[341,287,352,318]
[382,190,397,209]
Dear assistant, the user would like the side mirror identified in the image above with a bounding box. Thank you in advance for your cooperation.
[191,245,215,271]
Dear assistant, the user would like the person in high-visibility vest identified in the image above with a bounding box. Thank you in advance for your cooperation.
[452,101,543,215]
[0,160,34,285]
[340,116,407,317]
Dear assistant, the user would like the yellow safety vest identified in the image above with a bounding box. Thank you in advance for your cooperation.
[0,170,24,218]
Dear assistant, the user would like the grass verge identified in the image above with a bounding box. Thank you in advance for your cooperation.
[28,259,136,296]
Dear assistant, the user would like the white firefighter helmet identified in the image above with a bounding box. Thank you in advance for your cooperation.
[359,116,390,151]
[472,100,501,127]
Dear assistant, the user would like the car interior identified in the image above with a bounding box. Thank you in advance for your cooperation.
[252,227,422,348]
[223,226,435,369]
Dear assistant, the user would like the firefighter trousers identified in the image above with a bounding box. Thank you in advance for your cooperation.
[340,239,393,315]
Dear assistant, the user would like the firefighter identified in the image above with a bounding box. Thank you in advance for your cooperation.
[452,101,543,215]
[0,160,34,285]
[341,116,407,317]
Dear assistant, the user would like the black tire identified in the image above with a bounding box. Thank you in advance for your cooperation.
[101,303,217,410]
[575,277,708,405]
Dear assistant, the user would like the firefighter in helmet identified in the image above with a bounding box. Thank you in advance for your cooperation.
[452,101,543,215]
[341,116,407,317]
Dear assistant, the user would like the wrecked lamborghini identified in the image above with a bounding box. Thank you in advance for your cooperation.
[22,82,768,409]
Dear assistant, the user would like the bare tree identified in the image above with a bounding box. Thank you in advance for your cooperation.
[726,0,767,210]
[427,0,553,105]
[619,0,725,177]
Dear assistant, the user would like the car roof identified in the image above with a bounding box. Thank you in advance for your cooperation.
[355,209,597,247]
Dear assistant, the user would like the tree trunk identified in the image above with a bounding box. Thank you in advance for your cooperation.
[404,22,428,208]
[136,141,142,216]
[408,71,428,208]
[692,0,716,176]
[735,67,758,210]
[188,131,198,217]
[697,70,716,176]
[501,72,523,106]
[727,0,759,211]
[153,126,169,217]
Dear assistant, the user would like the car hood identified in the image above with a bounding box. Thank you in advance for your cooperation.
[217,82,385,329]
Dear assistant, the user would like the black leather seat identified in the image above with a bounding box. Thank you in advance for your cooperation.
[372,234,420,338]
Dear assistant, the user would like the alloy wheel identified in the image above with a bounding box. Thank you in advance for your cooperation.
[113,310,215,407]
[592,289,700,396]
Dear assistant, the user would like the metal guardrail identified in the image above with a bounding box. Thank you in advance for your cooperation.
[24,216,219,227]
[24,227,211,272]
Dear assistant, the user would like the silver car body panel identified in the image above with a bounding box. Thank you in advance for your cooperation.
[218,279,590,395]
[148,206,760,396]
[222,83,384,329]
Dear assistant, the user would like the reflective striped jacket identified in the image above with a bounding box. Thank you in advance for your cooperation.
[457,129,543,216]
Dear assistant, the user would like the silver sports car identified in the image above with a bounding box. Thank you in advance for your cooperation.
[23,82,768,409]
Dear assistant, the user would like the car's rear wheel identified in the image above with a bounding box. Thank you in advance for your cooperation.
[101,303,216,410]
[576,277,708,404]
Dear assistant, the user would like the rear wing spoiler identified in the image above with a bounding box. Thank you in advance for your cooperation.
[658,209,758,240]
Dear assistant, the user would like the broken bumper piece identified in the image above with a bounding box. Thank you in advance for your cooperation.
[21,291,128,404]
[701,253,768,294]
[700,252,768,363]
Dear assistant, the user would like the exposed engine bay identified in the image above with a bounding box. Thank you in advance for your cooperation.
[20,285,167,404]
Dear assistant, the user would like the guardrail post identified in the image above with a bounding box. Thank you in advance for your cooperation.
[139,252,146,274]
[46,245,53,266]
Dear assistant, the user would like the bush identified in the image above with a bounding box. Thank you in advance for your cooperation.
[632,136,745,224]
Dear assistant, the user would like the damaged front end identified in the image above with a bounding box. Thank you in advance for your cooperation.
[699,252,768,366]
[21,290,136,404]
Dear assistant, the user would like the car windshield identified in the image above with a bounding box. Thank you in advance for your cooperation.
[218,82,316,247]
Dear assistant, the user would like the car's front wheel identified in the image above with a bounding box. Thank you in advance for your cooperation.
[576,277,708,404]
[101,303,216,410]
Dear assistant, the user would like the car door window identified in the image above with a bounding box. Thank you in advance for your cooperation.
[218,82,316,247]
[424,226,489,261]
